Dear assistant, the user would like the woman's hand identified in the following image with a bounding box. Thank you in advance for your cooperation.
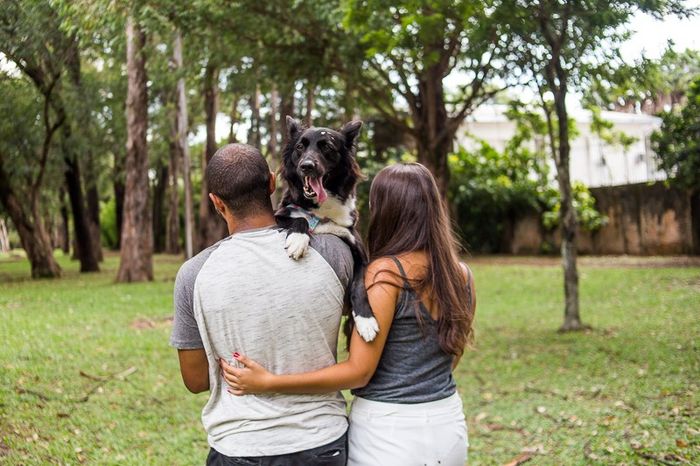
[219,353,274,396]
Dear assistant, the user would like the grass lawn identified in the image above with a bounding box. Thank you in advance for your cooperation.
[1,252,698,465]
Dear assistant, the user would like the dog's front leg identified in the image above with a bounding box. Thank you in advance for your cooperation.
[348,233,379,342]
[275,215,311,260]
[350,263,379,342]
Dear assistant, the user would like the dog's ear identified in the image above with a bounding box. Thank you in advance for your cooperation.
[286,115,302,141]
[340,120,362,149]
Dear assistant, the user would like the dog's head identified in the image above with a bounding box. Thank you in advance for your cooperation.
[281,116,362,205]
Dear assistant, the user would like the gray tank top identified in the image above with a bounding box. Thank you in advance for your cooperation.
[352,257,464,404]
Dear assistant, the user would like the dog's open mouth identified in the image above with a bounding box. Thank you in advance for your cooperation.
[303,176,328,203]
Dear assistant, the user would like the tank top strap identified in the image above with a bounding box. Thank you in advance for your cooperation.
[389,256,411,288]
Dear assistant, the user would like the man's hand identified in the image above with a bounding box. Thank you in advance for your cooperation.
[220,353,274,395]
[177,349,209,393]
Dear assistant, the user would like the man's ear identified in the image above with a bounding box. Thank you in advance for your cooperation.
[340,120,363,148]
[268,171,276,196]
[209,193,226,216]
[286,115,301,141]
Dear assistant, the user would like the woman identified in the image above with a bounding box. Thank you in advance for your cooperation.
[221,163,476,465]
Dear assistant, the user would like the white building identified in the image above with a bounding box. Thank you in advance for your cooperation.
[458,104,665,187]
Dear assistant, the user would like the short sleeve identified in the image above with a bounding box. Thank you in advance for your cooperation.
[169,240,226,348]
[170,261,204,349]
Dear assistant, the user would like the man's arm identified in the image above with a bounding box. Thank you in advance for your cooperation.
[171,252,214,393]
[177,349,209,393]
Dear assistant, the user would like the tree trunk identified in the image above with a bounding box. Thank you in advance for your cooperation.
[86,167,103,262]
[165,136,181,254]
[0,158,61,278]
[117,16,153,282]
[549,62,587,332]
[248,84,262,150]
[279,83,295,137]
[197,57,226,252]
[305,83,315,127]
[63,151,100,272]
[415,66,451,199]
[228,96,239,143]
[113,150,125,250]
[267,86,279,161]
[267,86,280,207]
[0,218,10,253]
[64,35,103,267]
[59,188,70,254]
[152,160,168,253]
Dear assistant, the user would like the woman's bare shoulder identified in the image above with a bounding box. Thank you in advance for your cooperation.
[366,256,403,287]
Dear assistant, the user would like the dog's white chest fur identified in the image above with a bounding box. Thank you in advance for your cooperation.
[313,195,356,243]
[316,195,356,227]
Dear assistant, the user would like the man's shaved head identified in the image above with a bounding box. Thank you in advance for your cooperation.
[206,143,272,217]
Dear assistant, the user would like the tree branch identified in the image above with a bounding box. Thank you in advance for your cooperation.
[32,78,65,205]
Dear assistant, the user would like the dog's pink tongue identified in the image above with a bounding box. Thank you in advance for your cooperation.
[308,177,327,204]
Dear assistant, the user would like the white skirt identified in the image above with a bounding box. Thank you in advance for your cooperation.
[347,392,468,466]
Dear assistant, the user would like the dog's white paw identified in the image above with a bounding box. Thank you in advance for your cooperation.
[353,313,379,342]
[285,232,310,260]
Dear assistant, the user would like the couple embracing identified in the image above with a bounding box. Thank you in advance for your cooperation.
[170,119,476,466]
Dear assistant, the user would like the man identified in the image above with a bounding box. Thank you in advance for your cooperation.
[170,144,352,465]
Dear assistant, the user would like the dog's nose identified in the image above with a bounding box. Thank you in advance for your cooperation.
[300,160,315,173]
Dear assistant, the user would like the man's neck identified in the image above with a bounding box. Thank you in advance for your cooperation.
[225,213,276,235]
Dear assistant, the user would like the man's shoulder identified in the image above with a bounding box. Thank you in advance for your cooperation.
[175,238,229,287]
[309,234,354,288]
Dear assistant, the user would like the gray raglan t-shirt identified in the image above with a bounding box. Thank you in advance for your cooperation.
[170,227,352,457]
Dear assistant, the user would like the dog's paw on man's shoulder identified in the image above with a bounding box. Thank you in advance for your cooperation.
[353,313,380,342]
[285,232,310,260]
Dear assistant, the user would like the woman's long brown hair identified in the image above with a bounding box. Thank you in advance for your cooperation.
[366,163,474,356]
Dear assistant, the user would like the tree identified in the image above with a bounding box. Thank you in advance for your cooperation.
[652,76,700,191]
[116,14,153,282]
[0,76,62,278]
[340,0,507,197]
[500,0,691,331]
[174,30,196,259]
[0,0,101,273]
[586,44,700,114]
[197,55,225,253]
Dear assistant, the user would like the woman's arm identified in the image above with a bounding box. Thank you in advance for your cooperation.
[221,258,402,395]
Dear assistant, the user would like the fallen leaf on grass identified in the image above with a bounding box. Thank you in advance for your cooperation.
[483,424,527,436]
[676,439,688,448]
[521,444,546,455]
[502,452,532,466]
[630,440,642,450]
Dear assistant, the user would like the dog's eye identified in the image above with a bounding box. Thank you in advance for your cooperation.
[295,143,304,151]
[318,141,333,154]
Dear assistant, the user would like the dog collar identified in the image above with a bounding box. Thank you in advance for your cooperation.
[286,204,322,232]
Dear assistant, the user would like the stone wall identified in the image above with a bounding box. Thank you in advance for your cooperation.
[507,182,699,255]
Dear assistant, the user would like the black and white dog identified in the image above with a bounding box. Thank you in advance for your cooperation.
[275,116,379,342]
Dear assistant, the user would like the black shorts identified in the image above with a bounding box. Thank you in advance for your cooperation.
[206,431,348,466]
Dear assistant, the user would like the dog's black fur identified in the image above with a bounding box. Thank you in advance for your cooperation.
[274,116,379,342]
